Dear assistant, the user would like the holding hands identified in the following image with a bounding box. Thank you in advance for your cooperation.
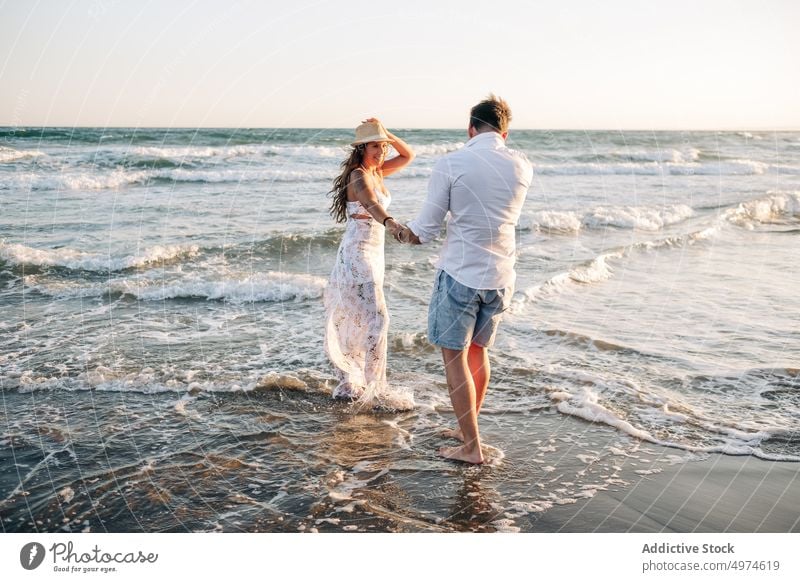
[385,219,415,244]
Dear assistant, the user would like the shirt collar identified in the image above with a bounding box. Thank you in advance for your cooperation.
[465,131,505,149]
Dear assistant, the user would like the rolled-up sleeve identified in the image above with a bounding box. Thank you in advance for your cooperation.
[407,158,451,244]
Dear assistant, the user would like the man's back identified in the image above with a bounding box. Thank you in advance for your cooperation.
[411,131,532,290]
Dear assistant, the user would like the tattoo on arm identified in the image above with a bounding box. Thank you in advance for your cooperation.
[350,169,369,200]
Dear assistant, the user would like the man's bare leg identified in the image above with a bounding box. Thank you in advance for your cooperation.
[438,347,484,464]
[442,343,490,442]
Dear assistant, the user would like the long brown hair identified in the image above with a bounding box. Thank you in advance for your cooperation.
[328,144,366,223]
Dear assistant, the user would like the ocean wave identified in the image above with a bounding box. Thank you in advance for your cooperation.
[24,151,790,192]
[131,143,345,161]
[156,167,335,183]
[566,252,621,284]
[511,255,619,308]
[1,232,339,277]
[542,328,640,354]
[722,191,800,229]
[544,367,800,461]
[567,148,702,164]
[153,165,431,183]
[533,159,789,176]
[247,230,342,257]
[584,204,694,230]
[4,169,151,190]
[517,191,798,308]
[411,142,465,156]
[527,204,694,233]
[118,271,326,303]
[25,270,327,303]
[514,223,718,307]
[736,131,763,140]
[10,367,326,395]
[526,211,583,233]
[0,242,199,272]
[133,142,465,160]
[3,165,434,190]
[0,146,45,163]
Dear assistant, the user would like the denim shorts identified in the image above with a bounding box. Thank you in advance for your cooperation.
[428,270,513,350]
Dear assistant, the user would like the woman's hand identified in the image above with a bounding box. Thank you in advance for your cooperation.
[396,225,411,244]
[363,117,414,178]
[362,117,392,140]
[386,219,404,242]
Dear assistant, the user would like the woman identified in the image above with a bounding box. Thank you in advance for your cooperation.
[324,118,414,403]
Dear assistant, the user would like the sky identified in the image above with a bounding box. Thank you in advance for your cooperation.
[1,0,798,130]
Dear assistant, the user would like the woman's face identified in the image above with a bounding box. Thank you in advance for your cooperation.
[363,141,390,168]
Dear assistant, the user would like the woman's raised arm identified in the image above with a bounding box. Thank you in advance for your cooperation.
[364,118,414,177]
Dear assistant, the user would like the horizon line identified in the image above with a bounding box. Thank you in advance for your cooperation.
[2,125,799,132]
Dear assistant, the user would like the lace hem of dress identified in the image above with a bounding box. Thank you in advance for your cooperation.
[332,380,415,412]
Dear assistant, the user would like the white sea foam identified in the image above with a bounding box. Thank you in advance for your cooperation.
[723,191,800,228]
[132,144,345,161]
[3,163,436,190]
[114,271,326,303]
[666,159,770,175]
[254,372,309,392]
[542,366,800,462]
[554,387,657,442]
[568,252,621,284]
[131,143,461,162]
[513,253,620,309]
[2,168,325,190]
[134,145,239,160]
[510,272,571,309]
[528,204,694,233]
[528,211,582,233]
[58,486,75,503]
[0,146,45,163]
[535,161,662,175]
[3,170,151,190]
[26,269,326,303]
[328,467,389,502]
[0,242,199,272]
[161,167,335,183]
[533,159,780,176]
[608,147,701,163]
[582,204,694,231]
[514,210,729,310]
[13,366,284,394]
[411,142,465,156]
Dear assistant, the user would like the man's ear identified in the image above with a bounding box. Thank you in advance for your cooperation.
[468,125,477,138]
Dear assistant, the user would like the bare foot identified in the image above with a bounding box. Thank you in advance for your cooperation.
[440,427,464,442]
[439,445,484,465]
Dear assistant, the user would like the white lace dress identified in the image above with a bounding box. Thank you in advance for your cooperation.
[324,189,391,403]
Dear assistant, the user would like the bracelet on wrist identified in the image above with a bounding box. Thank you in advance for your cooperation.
[382,216,395,226]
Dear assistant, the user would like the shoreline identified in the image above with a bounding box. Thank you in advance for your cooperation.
[1,389,798,533]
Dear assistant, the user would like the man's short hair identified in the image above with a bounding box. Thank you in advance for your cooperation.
[469,94,512,133]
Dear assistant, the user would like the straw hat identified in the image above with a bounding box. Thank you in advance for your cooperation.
[351,121,391,146]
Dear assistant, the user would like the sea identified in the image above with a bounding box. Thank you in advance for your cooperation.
[1,127,798,532]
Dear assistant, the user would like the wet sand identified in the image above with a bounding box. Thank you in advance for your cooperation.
[532,447,800,533]
[1,387,797,533]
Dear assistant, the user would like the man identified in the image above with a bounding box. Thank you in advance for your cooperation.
[399,95,532,464]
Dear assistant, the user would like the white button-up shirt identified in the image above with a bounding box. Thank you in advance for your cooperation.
[408,131,533,290]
